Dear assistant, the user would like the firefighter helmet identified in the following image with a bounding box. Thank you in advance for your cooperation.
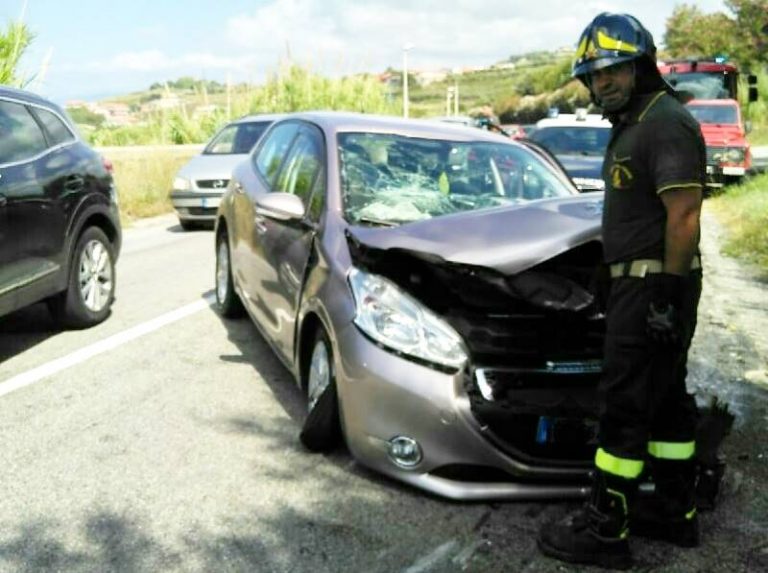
[572,13,657,80]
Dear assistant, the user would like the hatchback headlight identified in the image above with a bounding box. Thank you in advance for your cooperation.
[173,176,191,191]
[348,267,468,371]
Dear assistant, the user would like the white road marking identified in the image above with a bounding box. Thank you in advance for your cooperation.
[0,295,214,399]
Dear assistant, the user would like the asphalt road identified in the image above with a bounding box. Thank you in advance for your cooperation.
[0,212,766,573]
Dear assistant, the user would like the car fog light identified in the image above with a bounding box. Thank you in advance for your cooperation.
[387,436,422,468]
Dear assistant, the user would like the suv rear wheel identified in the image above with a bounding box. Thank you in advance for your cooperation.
[48,226,116,328]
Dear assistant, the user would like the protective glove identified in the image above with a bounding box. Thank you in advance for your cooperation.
[645,272,684,347]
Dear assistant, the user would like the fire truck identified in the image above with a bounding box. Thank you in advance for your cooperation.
[658,58,759,187]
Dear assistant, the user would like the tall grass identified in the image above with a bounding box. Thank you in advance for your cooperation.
[0,20,33,86]
[708,172,768,277]
[106,147,199,224]
[89,64,398,147]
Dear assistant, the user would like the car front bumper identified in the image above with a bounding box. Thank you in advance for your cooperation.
[333,322,592,501]
[170,191,223,221]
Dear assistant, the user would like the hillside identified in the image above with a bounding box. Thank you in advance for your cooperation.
[66,50,591,145]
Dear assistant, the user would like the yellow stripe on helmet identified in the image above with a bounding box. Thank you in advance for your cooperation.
[596,29,639,53]
[575,35,588,59]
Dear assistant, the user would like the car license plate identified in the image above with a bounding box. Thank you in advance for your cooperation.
[201,197,208,208]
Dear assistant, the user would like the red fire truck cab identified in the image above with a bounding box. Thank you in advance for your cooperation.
[685,99,751,187]
[658,58,758,187]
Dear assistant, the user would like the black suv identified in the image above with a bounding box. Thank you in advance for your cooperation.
[0,86,121,328]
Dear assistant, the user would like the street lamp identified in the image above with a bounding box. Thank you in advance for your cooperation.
[402,43,414,118]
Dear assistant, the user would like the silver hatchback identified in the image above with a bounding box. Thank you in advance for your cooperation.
[214,112,606,500]
[170,114,281,229]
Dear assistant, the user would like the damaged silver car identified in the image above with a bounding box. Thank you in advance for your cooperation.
[214,112,606,500]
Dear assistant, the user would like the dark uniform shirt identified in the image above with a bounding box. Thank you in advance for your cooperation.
[601,91,706,264]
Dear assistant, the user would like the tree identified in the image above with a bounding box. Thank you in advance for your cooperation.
[724,0,768,68]
[663,5,736,60]
[663,1,768,68]
[0,20,34,86]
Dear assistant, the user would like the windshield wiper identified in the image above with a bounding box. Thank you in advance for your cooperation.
[355,216,399,227]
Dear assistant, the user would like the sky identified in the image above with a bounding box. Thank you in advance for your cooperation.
[2,0,730,105]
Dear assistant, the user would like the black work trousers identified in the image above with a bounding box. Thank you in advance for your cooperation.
[598,271,702,460]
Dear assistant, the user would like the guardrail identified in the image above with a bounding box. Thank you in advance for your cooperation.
[752,146,768,173]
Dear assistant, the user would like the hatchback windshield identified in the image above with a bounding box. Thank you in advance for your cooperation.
[686,104,738,125]
[529,126,611,157]
[339,133,573,225]
[204,121,271,155]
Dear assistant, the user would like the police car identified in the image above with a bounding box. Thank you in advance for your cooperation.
[529,109,611,192]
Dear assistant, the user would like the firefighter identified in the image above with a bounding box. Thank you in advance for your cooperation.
[537,13,705,570]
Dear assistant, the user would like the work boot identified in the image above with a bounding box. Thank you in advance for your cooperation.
[631,458,700,547]
[537,470,635,570]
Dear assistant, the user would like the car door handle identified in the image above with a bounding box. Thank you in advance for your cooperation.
[0,194,6,208]
[64,174,85,192]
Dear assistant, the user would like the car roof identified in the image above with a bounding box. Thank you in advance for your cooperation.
[230,112,287,125]
[0,85,65,114]
[535,114,611,128]
[280,111,515,143]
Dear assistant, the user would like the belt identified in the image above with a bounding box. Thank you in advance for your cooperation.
[609,255,701,278]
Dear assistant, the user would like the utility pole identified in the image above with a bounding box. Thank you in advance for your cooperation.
[402,43,414,118]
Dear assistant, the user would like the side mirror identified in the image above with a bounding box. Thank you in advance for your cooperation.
[255,192,305,221]
[748,86,758,103]
[745,120,752,134]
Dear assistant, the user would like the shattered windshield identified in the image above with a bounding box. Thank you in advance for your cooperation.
[665,72,732,100]
[339,132,573,225]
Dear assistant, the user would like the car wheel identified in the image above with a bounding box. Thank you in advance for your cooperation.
[48,226,115,329]
[215,231,244,317]
[299,328,342,452]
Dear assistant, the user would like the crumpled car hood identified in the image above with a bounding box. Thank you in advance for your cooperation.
[347,195,603,275]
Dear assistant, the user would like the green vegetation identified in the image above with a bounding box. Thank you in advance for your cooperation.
[83,64,398,146]
[108,146,199,224]
[664,1,768,69]
[708,172,768,276]
[744,69,768,144]
[0,19,33,86]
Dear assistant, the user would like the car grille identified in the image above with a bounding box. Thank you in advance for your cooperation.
[186,207,217,216]
[196,179,229,189]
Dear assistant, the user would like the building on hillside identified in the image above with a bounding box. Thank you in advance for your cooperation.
[142,95,183,112]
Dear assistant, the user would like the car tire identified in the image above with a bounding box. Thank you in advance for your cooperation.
[299,328,342,452]
[215,231,244,318]
[48,226,116,329]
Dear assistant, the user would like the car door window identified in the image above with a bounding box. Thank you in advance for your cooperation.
[0,100,47,164]
[254,123,299,186]
[33,107,76,147]
[274,130,322,205]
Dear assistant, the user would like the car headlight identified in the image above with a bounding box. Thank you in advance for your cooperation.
[348,267,468,371]
[173,176,191,191]
[712,147,745,164]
